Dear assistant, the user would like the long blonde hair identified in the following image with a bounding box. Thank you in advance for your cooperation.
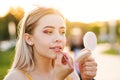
[12,7,64,71]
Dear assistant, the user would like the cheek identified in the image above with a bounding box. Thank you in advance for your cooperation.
[33,34,50,49]
[63,37,67,46]
[37,37,51,47]
[33,38,50,55]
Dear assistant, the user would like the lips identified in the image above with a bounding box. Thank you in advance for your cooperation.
[50,46,62,53]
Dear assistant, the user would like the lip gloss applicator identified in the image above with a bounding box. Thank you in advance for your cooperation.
[60,51,80,79]
[60,51,73,68]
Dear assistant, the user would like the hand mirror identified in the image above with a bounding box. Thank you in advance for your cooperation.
[75,32,97,62]
[83,32,97,51]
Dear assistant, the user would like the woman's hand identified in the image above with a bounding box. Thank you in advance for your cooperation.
[54,52,74,80]
[79,53,97,80]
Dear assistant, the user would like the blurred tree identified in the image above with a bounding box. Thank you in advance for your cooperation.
[116,20,120,40]
[66,20,87,46]
[9,7,24,21]
[66,20,88,37]
[0,7,24,41]
[87,23,100,38]
[0,13,17,40]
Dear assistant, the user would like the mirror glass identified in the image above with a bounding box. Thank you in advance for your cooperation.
[83,32,97,51]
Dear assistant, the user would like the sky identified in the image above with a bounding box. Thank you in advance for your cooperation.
[0,0,120,23]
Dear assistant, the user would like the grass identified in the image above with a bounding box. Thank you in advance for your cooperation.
[0,47,15,80]
[102,47,119,55]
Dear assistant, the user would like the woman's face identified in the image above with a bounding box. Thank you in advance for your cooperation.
[31,14,66,59]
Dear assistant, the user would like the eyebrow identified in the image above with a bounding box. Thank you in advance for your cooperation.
[43,26,65,29]
[43,26,54,29]
[60,26,65,29]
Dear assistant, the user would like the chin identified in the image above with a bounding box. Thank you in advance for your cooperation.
[47,54,57,60]
[51,54,57,59]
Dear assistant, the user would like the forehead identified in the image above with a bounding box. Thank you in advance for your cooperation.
[37,14,66,28]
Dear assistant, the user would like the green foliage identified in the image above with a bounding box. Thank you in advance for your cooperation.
[0,18,9,40]
[103,47,118,55]
[0,7,24,41]
[116,25,120,40]
[87,26,100,37]
[0,13,19,41]
[0,47,15,80]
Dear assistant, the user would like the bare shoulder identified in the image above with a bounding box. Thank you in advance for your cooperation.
[4,69,28,80]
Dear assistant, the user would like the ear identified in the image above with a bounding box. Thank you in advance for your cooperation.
[24,33,33,46]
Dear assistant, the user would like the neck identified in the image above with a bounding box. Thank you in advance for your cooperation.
[33,51,54,74]
[35,58,53,73]
[31,54,54,80]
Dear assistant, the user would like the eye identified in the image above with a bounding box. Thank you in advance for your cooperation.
[60,30,66,35]
[43,29,53,35]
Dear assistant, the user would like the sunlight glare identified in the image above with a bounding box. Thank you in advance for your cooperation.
[0,0,120,23]
[0,1,10,17]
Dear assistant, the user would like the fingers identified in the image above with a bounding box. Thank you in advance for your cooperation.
[83,61,97,67]
[79,56,97,79]
[82,64,97,78]
[79,56,97,70]
[55,53,63,65]
[54,52,74,78]
[55,52,74,69]
[61,52,74,69]
[83,70,97,78]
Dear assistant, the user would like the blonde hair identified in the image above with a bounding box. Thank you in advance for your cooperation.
[12,7,64,71]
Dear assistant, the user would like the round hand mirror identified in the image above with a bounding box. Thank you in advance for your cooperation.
[83,32,97,51]
[75,32,97,62]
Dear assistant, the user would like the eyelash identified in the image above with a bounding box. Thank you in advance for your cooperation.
[43,30,53,34]
[43,30,65,35]
[60,31,65,35]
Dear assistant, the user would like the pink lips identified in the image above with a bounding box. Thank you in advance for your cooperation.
[50,46,62,53]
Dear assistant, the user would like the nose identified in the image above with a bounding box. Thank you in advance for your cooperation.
[55,39,62,43]
[54,36,62,43]
[54,33,62,43]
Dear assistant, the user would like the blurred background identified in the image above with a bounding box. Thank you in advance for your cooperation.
[0,0,120,80]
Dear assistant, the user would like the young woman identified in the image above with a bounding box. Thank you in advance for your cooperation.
[4,7,97,80]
